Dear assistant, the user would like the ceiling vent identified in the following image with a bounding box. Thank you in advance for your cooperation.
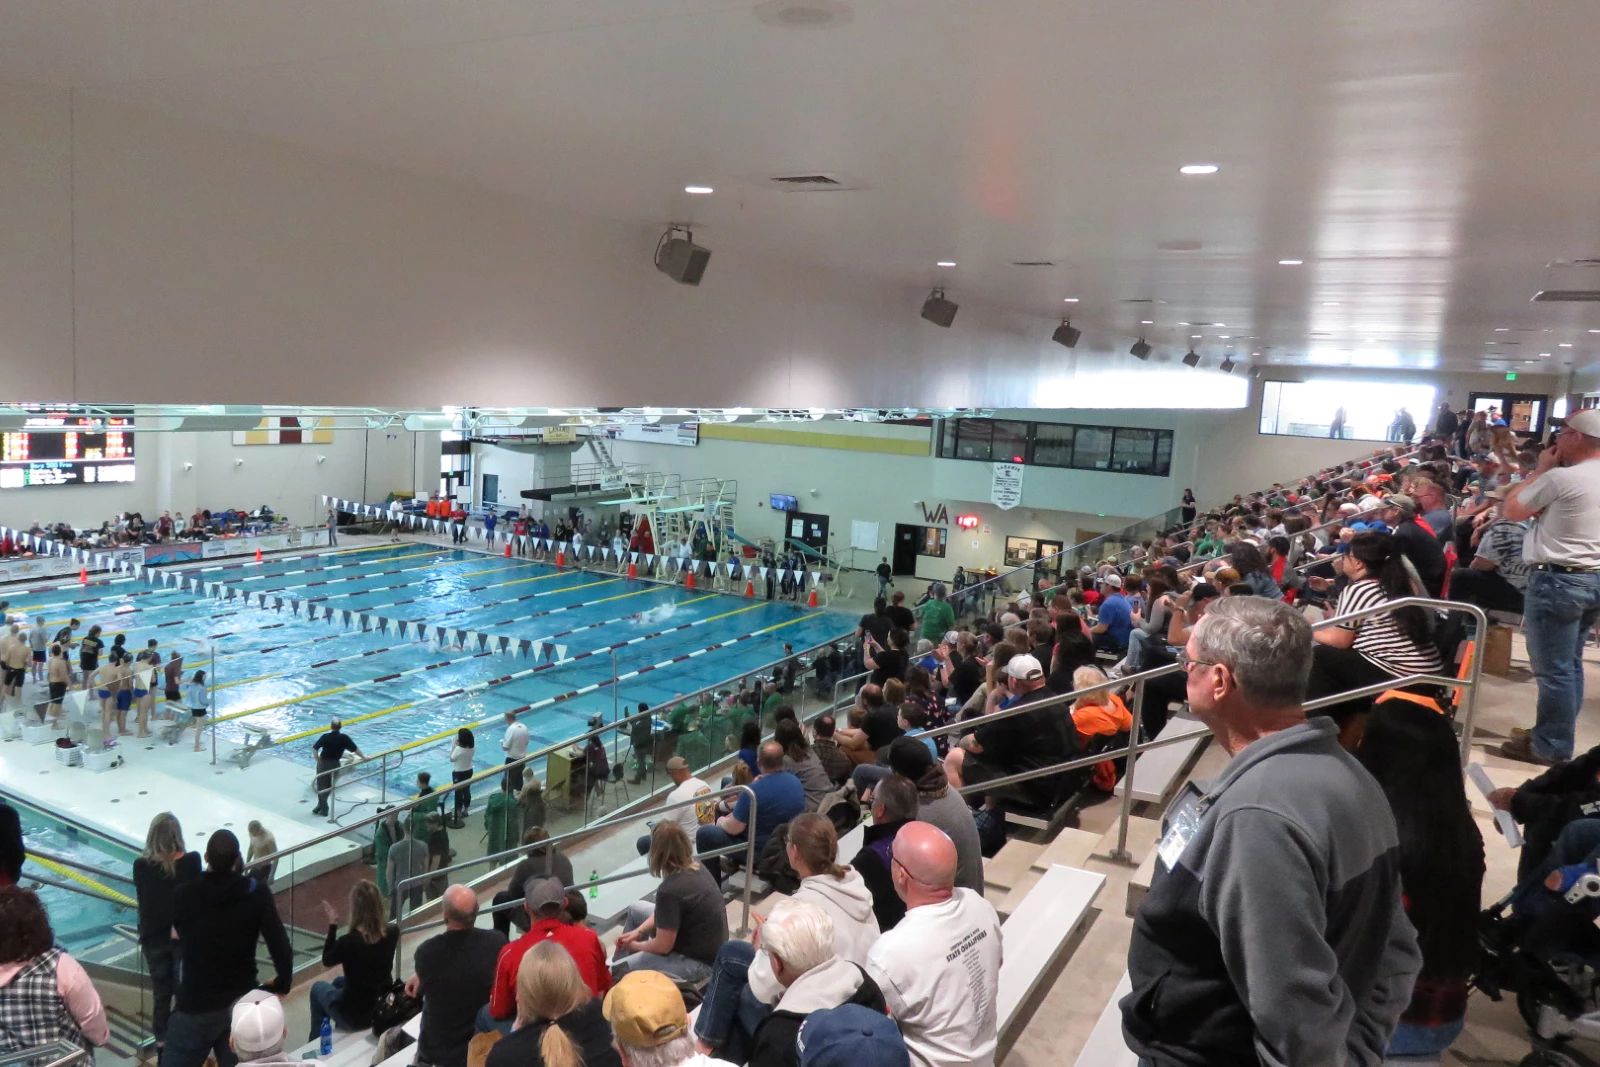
[766,173,860,190]
[1121,298,1164,304]
[1158,239,1203,251]
[1532,290,1600,302]
[1011,261,1056,267]
[1545,259,1600,268]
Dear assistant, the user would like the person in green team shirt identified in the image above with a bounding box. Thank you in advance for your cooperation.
[919,583,955,642]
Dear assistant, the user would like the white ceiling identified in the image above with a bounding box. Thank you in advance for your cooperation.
[7,0,1600,377]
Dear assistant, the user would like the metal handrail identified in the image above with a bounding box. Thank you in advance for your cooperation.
[23,847,136,885]
[1175,501,1390,578]
[0,1041,90,1067]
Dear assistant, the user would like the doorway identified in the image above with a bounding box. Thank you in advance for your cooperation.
[1034,539,1064,582]
[482,473,499,506]
[787,511,830,553]
[892,524,921,576]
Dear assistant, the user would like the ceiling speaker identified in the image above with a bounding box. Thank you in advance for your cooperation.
[1182,349,1201,367]
[1129,340,1151,360]
[1051,320,1081,348]
[1218,357,1235,373]
[921,290,958,328]
[656,232,711,285]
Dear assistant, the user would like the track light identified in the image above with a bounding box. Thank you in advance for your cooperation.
[655,226,711,285]
[1218,357,1235,373]
[1051,320,1081,349]
[1129,339,1151,360]
[1182,348,1201,368]
[921,289,958,328]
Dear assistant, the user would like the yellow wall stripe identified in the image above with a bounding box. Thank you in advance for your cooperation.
[697,423,931,456]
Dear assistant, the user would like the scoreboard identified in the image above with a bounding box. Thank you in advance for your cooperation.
[0,409,135,488]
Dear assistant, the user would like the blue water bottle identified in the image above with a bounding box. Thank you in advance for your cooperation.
[319,1016,333,1057]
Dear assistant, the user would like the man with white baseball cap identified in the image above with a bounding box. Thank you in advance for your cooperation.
[942,653,1072,811]
[1090,573,1134,654]
[1498,408,1600,765]
[228,992,295,1066]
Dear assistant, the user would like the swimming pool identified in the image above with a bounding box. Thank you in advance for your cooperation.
[20,542,852,798]
[8,795,139,957]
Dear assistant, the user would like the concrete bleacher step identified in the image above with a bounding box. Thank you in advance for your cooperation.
[996,869,1042,920]
[1114,714,1210,805]
[1029,827,1100,873]
[984,839,1045,891]
[997,864,1106,1038]
[1126,849,1158,917]
[1071,970,1138,1067]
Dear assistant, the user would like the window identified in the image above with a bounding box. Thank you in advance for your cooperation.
[935,419,1173,477]
[1004,536,1039,567]
[1259,380,1438,441]
[919,526,948,557]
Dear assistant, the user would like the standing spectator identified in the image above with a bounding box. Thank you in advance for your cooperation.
[502,710,530,793]
[245,821,278,884]
[385,816,429,918]
[635,757,711,856]
[488,878,611,1027]
[1432,402,1459,442]
[484,942,622,1067]
[857,599,892,663]
[604,970,738,1067]
[0,803,19,889]
[310,881,399,1039]
[166,830,293,1067]
[448,727,475,827]
[1354,705,1484,1060]
[918,585,955,644]
[696,743,805,885]
[77,625,103,691]
[850,776,919,931]
[1180,488,1198,527]
[864,823,1002,1067]
[326,508,339,547]
[613,824,727,983]
[1497,409,1600,765]
[1120,597,1420,1066]
[885,593,915,634]
[133,813,201,1052]
[875,558,893,600]
[492,828,575,938]
[310,720,362,816]
[407,886,506,1067]
[228,992,295,1067]
[0,887,109,1057]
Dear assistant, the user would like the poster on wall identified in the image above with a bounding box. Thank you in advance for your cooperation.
[991,462,1024,510]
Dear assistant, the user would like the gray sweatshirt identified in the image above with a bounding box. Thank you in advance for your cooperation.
[1121,717,1421,1067]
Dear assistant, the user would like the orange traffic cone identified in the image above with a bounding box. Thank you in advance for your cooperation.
[78,567,87,584]
[556,550,566,568]
[685,567,696,590]
[745,579,756,597]
[806,588,819,608]
[627,561,637,579]
[503,542,512,558]
[254,547,263,563]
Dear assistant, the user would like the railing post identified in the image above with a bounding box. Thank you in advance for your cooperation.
[1110,678,1147,864]
[738,791,759,938]
[1457,604,1489,767]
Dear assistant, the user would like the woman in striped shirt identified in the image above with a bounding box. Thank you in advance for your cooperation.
[1308,532,1443,739]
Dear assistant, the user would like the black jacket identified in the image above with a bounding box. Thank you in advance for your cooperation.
[748,963,886,1067]
[483,999,621,1067]
[851,820,908,930]
[132,851,201,946]
[1510,743,1600,879]
[173,869,294,1011]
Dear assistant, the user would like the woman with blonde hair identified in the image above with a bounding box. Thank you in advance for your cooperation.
[131,813,199,1050]
[311,880,399,1039]
[484,941,621,1067]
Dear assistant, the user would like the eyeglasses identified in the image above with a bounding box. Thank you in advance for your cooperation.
[1176,650,1220,673]
[891,854,934,886]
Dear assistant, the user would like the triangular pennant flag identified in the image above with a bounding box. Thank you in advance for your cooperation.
[518,639,532,658]
[359,613,369,631]
[274,597,283,612]
[397,620,408,638]
[456,629,468,647]
[554,644,567,661]
[498,636,510,654]
[377,617,389,634]
[756,567,767,579]
[811,571,822,584]
[645,554,655,566]
[342,610,352,628]
[724,562,735,575]
[476,632,488,651]
[540,642,554,662]
[631,552,640,564]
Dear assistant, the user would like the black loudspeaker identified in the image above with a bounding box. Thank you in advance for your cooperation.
[656,237,712,285]
[1052,321,1081,348]
[1182,349,1201,367]
[921,293,959,328]
[1219,358,1235,373]
[1130,340,1151,360]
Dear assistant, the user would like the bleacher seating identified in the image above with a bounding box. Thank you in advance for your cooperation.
[996,864,1105,1036]
[1072,971,1137,1067]
[1113,714,1210,805]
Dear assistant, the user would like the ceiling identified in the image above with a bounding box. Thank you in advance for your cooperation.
[6,0,1600,377]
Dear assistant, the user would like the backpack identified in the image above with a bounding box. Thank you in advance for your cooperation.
[754,821,802,895]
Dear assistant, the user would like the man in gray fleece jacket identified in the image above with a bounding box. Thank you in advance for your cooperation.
[1121,596,1421,1067]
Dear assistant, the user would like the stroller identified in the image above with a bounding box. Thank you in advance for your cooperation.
[1476,873,1600,1066]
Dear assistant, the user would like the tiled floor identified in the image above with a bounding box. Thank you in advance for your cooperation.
[1004,633,1600,1067]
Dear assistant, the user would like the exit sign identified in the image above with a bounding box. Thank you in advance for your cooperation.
[1506,372,1517,381]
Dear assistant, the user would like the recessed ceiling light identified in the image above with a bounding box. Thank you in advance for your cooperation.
[1541,352,1552,357]
[936,261,956,267]
[1062,297,1079,303]
[1559,342,1574,347]
[1322,301,1340,306]
[1190,334,1202,339]
[1218,334,1230,339]
[1179,164,1219,175]
[1140,320,1154,325]
[684,185,714,195]
[1177,322,1191,326]
[1485,341,1498,345]
[1495,327,1511,332]
[1590,329,1600,334]
[1278,259,1303,266]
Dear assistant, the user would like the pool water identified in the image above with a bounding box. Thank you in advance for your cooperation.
[21,543,852,797]
[10,796,139,957]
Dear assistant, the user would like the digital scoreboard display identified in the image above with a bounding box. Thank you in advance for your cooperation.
[0,409,135,488]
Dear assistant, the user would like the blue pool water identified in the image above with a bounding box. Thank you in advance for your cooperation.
[9,796,139,956]
[22,543,852,796]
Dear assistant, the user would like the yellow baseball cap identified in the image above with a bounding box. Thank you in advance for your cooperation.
[602,971,689,1048]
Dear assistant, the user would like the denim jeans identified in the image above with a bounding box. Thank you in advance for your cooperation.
[141,941,178,1041]
[851,764,891,798]
[161,1007,236,1067]
[1525,569,1600,762]
[1386,1017,1464,1059]
[695,823,745,885]
[1512,817,1600,918]
[693,940,771,1061]
[309,976,352,1040]
[1124,629,1156,672]
[609,901,714,984]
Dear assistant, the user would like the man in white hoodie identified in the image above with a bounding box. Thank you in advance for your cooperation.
[745,899,887,1067]
[693,814,880,1059]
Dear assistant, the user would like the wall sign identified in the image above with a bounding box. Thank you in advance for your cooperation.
[991,462,1024,510]
[919,502,949,525]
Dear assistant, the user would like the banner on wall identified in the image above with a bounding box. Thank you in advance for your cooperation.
[991,462,1025,511]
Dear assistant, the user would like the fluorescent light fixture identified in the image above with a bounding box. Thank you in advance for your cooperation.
[684,185,714,195]
[1140,320,1154,324]
[1278,259,1303,265]
[1179,164,1219,175]
[1322,301,1341,306]
[1062,297,1079,303]
[1496,327,1511,332]
[936,261,957,267]
[1560,342,1574,347]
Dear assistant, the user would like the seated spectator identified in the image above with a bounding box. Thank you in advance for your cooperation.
[796,1004,911,1067]
[311,880,400,1039]
[604,970,737,1067]
[696,742,804,885]
[409,886,506,1067]
[1487,742,1600,881]
[1089,575,1134,652]
[775,717,832,812]
[0,886,109,1056]
[849,775,920,931]
[865,824,1002,1067]
[735,721,762,779]
[1449,504,1528,616]
[635,758,712,856]
[488,878,611,1028]
[613,823,728,983]
[1226,541,1282,600]
[884,739,984,897]
[228,992,294,1067]
[484,942,622,1067]
[810,715,852,788]
[745,899,888,1067]
[944,654,1074,813]
[694,815,881,1059]
[493,828,575,937]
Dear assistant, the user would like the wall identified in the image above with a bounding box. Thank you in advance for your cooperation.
[0,425,429,531]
